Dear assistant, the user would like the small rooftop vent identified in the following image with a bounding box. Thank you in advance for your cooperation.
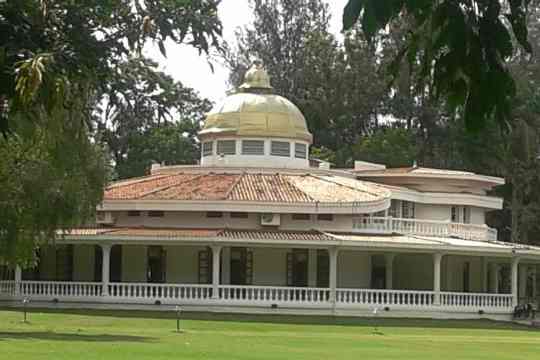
[354,160,386,172]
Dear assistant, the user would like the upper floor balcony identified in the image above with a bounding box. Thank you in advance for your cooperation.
[352,217,498,242]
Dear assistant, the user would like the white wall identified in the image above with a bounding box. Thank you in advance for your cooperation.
[337,251,371,288]
[443,255,484,292]
[165,245,207,284]
[121,245,147,282]
[394,254,433,290]
[252,248,288,286]
[115,211,260,229]
[200,137,310,169]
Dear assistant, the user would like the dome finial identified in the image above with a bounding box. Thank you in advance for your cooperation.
[239,60,273,92]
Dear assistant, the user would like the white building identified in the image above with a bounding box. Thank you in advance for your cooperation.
[2,62,540,320]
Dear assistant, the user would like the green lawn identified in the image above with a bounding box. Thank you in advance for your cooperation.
[0,308,538,359]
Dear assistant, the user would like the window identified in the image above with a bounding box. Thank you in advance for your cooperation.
[148,211,164,217]
[127,210,141,217]
[206,211,223,218]
[463,262,470,292]
[202,141,213,157]
[451,206,471,224]
[317,214,333,221]
[147,246,166,283]
[401,201,415,219]
[242,140,265,155]
[463,206,471,224]
[230,212,248,219]
[287,249,309,287]
[271,141,290,157]
[217,140,236,155]
[292,213,310,221]
[294,143,307,159]
[389,200,400,217]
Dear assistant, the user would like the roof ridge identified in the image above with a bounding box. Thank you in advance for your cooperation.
[224,172,245,200]
[106,173,172,189]
[281,173,316,202]
[139,173,205,199]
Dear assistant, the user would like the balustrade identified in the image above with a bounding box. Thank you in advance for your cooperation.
[336,288,435,307]
[353,217,497,241]
[19,281,102,298]
[440,292,513,309]
[0,281,515,313]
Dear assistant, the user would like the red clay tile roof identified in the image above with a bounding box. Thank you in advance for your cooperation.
[228,174,312,202]
[63,228,333,242]
[222,229,333,241]
[63,228,222,238]
[104,172,390,204]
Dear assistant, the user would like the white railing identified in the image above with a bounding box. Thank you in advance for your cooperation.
[441,292,513,309]
[219,285,330,304]
[19,281,102,298]
[0,280,16,296]
[353,217,498,241]
[107,282,213,302]
[5,281,515,312]
[336,288,435,307]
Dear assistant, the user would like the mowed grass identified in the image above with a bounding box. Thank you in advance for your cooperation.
[0,308,539,359]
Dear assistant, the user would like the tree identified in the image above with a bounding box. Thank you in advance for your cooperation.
[98,57,211,179]
[343,0,533,131]
[0,0,222,263]
[224,0,387,158]
[352,126,417,168]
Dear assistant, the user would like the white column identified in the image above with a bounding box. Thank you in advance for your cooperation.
[14,265,22,296]
[519,264,528,301]
[433,253,443,305]
[511,257,520,307]
[308,249,317,287]
[481,257,488,293]
[211,245,222,299]
[489,263,499,294]
[329,248,339,303]
[385,254,396,290]
[101,244,112,297]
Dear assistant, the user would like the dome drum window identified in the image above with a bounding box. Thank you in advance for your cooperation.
[271,141,291,157]
[295,143,307,159]
[217,140,236,155]
[242,140,265,155]
[202,141,213,157]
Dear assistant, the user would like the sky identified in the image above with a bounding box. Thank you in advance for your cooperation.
[143,0,349,104]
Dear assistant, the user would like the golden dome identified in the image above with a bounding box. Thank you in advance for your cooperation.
[199,62,313,143]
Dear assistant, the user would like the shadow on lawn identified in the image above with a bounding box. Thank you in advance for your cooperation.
[3,306,536,332]
[0,330,154,343]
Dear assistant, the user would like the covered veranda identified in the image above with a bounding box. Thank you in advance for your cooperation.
[1,229,539,318]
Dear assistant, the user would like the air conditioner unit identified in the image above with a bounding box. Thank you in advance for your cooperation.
[261,213,280,226]
[96,211,115,225]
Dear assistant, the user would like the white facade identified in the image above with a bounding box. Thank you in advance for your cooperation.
[2,63,540,321]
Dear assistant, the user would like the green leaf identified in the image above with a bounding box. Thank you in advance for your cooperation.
[343,0,364,31]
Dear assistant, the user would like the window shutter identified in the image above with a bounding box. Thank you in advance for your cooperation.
[217,140,236,155]
[294,143,307,159]
[246,251,253,285]
[242,140,265,155]
[286,252,293,286]
[271,141,291,157]
[198,249,212,284]
[202,141,213,156]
